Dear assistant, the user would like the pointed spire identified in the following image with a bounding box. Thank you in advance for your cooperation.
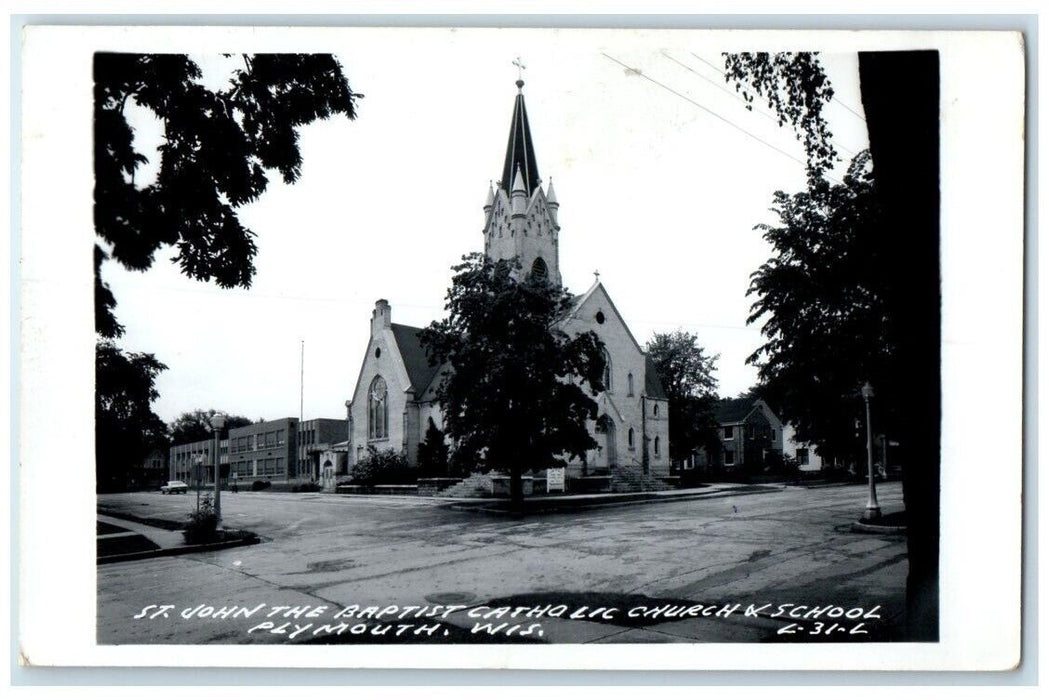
[511,166,526,195]
[501,81,540,197]
[545,177,558,206]
[511,166,527,216]
[484,181,495,210]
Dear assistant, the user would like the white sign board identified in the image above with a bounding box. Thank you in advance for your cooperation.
[546,467,566,492]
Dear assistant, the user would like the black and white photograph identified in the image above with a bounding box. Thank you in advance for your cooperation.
[16,24,1025,672]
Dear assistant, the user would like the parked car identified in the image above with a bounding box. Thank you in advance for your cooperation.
[160,480,189,494]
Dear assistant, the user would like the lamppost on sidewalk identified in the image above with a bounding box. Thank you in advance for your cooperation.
[211,413,226,527]
[861,382,881,521]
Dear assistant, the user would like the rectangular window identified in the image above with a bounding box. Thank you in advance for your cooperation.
[724,426,734,439]
[797,448,810,466]
[276,429,284,445]
[724,449,735,466]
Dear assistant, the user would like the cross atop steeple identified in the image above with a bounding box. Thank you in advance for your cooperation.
[513,56,526,89]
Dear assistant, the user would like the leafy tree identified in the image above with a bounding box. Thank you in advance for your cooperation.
[416,417,450,477]
[93,53,360,490]
[95,341,169,492]
[645,330,720,466]
[94,53,360,290]
[170,410,253,444]
[724,52,837,183]
[420,254,607,508]
[746,150,895,464]
[727,51,941,639]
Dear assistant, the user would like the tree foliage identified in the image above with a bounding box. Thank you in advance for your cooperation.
[420,254,607,504]
[723,52,837,182]
[93,53,359,490]
[94,53,360,287]
[169,410,253,444]
[95,341,169,491]
[746,150,894,463]
[350,447,414,486]
[645,330,720,464]
[416,417,451,477]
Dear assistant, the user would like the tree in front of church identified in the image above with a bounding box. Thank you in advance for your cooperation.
[645,331,721,469]
[416,417,450,477]
[420,253,607,508]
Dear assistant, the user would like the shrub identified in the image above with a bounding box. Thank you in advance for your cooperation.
[350,447,414,485]
[251,479,271,491]
[184,494,219,544]
[291,479,322,493]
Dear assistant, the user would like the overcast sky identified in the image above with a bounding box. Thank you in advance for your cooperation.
[103,29,871,425]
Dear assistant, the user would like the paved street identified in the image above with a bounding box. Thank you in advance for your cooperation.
[97,482,907,644]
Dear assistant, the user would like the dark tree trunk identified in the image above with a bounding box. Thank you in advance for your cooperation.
[510,466,524,513]
[858,50,941,641]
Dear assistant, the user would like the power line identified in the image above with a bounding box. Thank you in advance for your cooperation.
[675,51,858,157]
[601,52,809,171]
[692,51,867,124]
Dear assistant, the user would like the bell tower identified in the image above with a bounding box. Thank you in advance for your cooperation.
[482,72,562,287]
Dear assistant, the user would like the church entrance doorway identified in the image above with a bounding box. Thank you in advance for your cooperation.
[595,415,617,470]
[320,458,336,491]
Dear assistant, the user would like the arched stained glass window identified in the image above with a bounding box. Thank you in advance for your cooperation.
[368,376,388,440]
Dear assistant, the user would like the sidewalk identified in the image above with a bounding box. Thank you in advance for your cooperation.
[96,513,259,565]
[98,513,185,549]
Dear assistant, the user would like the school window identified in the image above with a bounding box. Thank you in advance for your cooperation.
[724,449,735,466]
[654,436,661,457]
[797,448,810,466]
[724,426,734,439]
[627,373,634,397]
[654,403,659,417]
[628,427,635,450]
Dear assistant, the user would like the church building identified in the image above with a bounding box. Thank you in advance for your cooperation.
[346,77,670,481]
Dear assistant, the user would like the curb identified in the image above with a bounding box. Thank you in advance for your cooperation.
[850,520,907,535]
[97,532,261,565]
[446,484,781,515]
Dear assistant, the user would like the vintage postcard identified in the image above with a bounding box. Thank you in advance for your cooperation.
[17,25,1025,672]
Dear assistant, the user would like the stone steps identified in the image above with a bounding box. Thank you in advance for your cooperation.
[608,463,674,493]
[439,472,496,498]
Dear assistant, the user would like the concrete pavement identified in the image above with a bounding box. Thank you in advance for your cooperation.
[97,482,909,644]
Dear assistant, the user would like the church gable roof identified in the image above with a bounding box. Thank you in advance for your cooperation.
[564,281,644,356]
[390,323,441,397]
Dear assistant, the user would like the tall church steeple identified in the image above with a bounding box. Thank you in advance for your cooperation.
[483,73,562,288]
[500,78,540,197]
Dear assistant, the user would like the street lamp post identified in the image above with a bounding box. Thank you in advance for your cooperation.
[211,413,226,527]
[194,454,203,512]
[861,382,881,521]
